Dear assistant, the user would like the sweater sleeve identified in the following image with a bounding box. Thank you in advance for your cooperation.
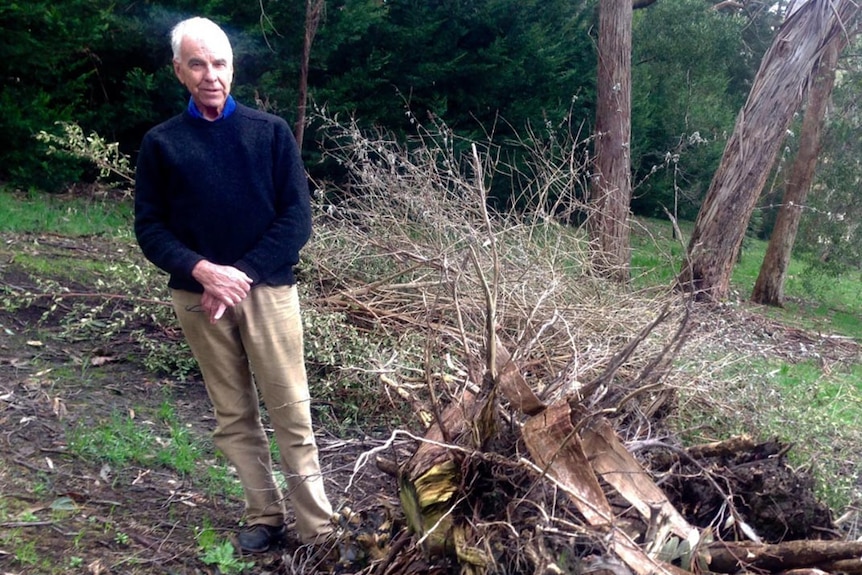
[233,120,312,284]
[134,130,205,285]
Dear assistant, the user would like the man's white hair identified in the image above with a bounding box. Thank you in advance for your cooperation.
[170,17,233,65]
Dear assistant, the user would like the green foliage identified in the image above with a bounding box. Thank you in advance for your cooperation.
[630,0,763,218]
[197,524,254,574]
[310,0,596,137]
[0,90,87,191]
[0,0,114,188]
[36,122,134,191]
[303,303,420,431]
[201,543,254,574]
[792,53,862,275]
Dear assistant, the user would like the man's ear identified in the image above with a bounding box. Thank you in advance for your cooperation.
[173,60,183,82]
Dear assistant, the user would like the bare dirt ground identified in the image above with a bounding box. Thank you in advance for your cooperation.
[0,233,407,574]
[1,232,859,575]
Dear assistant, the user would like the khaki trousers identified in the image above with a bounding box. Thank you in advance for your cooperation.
[172,285,333,542]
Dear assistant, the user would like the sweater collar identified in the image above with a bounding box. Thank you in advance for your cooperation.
[187,95,237,121]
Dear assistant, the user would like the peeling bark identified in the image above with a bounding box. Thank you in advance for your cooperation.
[677,0,861,302]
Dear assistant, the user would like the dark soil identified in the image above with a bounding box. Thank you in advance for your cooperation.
[0,232,856,574]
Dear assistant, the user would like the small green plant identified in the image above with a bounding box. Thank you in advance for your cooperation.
[197,524,254,574]
[202,461,245,500]
[17,511,39,523]
[68,556,84,569]
[114,531,130,546]
[31,473,50,497]
[155,399,206,474]
[14,539,38,565]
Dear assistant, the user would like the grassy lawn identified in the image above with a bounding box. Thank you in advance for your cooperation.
[0,187,132,236]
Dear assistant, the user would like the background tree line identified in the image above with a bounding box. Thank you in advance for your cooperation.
[1,0,859,278]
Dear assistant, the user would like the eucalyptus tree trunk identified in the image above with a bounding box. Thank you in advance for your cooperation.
[589,0,633,283]
[295,0,324,149]
[676,0,860,302]
[751,34,846,307]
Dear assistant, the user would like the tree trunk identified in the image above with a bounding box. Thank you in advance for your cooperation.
[676,0,860,302]
[706,540,862,574]
[751,33,845,306]
[590,0,633,283]
[295,0,324,149]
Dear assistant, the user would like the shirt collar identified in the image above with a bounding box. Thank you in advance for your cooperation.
[187,95,236,121]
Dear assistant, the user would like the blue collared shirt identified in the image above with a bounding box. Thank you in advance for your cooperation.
[187,95,237,120]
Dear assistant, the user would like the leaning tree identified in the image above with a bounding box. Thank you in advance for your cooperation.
[676,0,861,302]
[751,30,850,307]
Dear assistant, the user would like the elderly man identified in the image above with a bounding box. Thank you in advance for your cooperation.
[134,16,334,554]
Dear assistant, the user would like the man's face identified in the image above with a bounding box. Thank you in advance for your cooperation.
[173,34,233,121]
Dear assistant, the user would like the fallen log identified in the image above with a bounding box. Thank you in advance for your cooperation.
[706,540,862,573]
[820,559,862,573]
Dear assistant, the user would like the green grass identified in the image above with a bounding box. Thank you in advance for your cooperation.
[632,215,862,340]
[12,251,118,280]
[0,187,132,236]
[630,217,691,286]
[734,236,862,340]
[67,403,204,476]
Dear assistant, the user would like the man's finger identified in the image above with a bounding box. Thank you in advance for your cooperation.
[212,302,227,322]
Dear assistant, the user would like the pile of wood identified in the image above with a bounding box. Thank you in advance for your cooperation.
[358,323,855,575]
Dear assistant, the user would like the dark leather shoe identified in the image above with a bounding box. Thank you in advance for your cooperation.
[237,523,286,554]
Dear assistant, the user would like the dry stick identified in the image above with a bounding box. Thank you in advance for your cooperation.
[576,302,675,401]
[424,293,451,445]
[470,142,499,382]
[450,250,475,375]
[611,302,694,409]
[470,245,496,380]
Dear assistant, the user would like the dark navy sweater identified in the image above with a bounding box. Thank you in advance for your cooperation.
[134,103,312,292]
